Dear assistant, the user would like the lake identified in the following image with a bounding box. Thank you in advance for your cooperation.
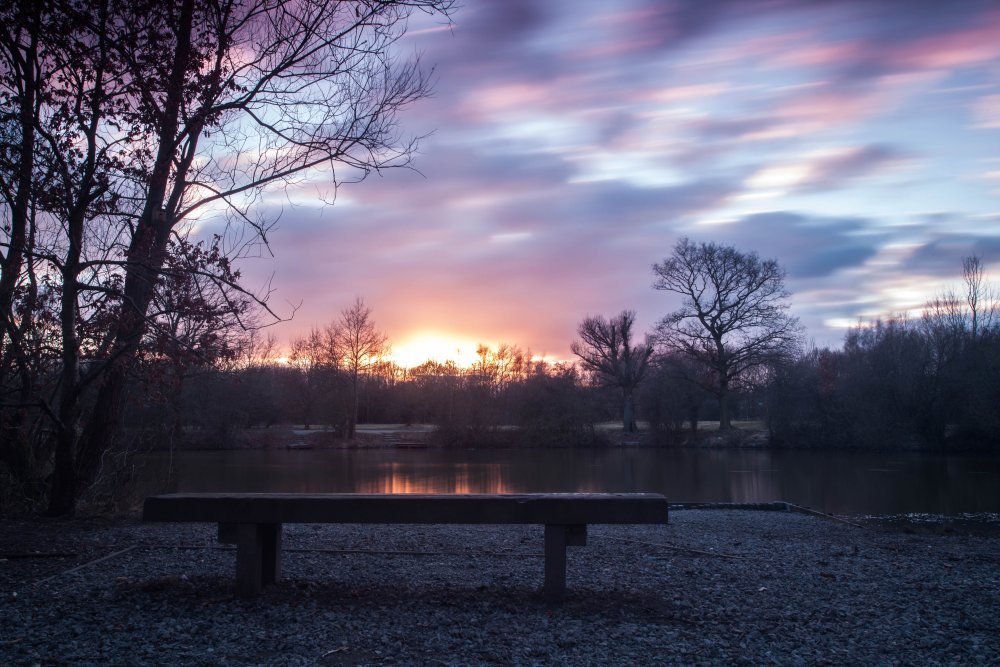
[137,447,1000,516]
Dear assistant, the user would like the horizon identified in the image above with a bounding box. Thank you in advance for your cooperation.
[217,0,1000,362]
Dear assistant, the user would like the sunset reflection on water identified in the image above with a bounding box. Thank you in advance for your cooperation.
[355,462,510,494]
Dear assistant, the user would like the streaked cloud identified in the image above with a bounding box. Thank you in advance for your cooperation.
[234,0,1000,359]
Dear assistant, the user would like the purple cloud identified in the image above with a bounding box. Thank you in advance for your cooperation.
[225,0,1000,360]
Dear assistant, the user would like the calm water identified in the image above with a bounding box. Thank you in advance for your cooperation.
[137,447,1000,516]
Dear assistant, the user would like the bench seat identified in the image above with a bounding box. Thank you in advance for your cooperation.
[143,492,669,601]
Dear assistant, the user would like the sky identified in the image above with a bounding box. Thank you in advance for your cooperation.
[239,0,1000,367]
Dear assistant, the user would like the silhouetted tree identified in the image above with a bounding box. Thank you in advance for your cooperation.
[641,352,711,440]
[571,310,652,433]
[0,0,454,514]
[513,362,597,445]
[468,342,528,426]
[927,255,999,445]
[405,359,462,425]
[336,298,389,439]
[652,238,802,431]
[288,325,341,430]
[961,256,996,339]
[765,347,850,447]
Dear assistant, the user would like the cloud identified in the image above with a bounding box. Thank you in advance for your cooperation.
[805,145,910,188]
[972,95,1000,129]
[228,0,1000,358]
[742,144,913,198]
[906,233,1000,277]
[695,211,884,279]
[763,1,1000,82]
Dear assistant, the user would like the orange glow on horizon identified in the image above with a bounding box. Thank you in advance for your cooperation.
[390,333,482,369]
[271,334,568,370]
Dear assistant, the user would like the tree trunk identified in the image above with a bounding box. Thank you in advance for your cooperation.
[688,402,699,436]
[46,245,84,516]
[1,217,41,486]
[47,429,77,516]
[718,378,732,431]
[622,391,636,433]
[73,0,197,507]
[46,3,112,514]
[347,372,359,439]
[0,10,37,362]
[715,339,732,431]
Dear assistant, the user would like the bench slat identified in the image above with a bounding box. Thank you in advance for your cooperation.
[143,492,668,525]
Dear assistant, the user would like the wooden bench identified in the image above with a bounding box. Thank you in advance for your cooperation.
[142,492,669,601]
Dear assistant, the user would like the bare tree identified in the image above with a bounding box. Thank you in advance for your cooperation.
[571,310,652,433]
[922,255,997,368]
[0,0,38,364]
[963,255,996,339]
[335,297,389,439]
[0,0,454,514]
[1,0,141,511]
[473,343,527,393]
[652,238,802,431]
[0,0,43,480]
[288,324,340,430]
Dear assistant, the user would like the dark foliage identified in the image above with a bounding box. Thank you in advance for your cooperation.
[767,292,1000,451]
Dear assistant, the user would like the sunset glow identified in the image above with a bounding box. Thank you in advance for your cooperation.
[232,0,1000,355]
[391,334,482,369]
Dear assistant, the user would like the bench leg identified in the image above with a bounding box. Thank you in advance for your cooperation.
[234,523,282,598]
[261,523,282,585]
[544,524,568,602]
[544,524,587,602]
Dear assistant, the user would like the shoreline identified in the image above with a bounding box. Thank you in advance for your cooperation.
[150,423,1000,454]
[3,509,998,665]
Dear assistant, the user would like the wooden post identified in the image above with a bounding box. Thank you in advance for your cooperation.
[235,523,263,598]
[218,522,237,544]
[261,523,282,585]
[544,524,567,602]
[226,523,282,597]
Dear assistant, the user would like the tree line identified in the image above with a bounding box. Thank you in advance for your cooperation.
[120,310,610,450]
[575,242,998,452]
[767,256,999,450]
[46,237,996,462]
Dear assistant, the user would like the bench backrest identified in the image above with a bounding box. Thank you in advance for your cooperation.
[143,492,669,525]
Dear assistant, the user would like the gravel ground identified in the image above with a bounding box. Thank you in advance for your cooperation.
[1,509,998,666]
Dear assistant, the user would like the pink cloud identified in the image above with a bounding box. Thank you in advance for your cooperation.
[770,40,864,69]
[227,0,1000,360]
[973,94,1000,129]
[760,74,940,137]
[889,14,1000,71]
[461,83,553,117]
[643,83,731,104]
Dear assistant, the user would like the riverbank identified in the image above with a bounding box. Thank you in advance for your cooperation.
[158,422,771,451]
[2,509,997,665]
[156,422,998,453]
[147,420,1000,454]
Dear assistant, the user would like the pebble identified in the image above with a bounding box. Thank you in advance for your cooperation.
[0,510,998,666]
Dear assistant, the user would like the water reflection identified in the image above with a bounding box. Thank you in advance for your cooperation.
[137,448,1000,515]
[356,462,510,494]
